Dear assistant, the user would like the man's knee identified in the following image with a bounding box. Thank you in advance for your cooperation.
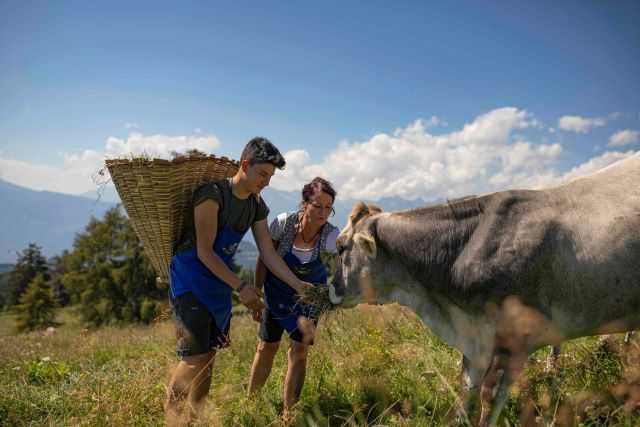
[257,340,280,359]
[178,352,216,383]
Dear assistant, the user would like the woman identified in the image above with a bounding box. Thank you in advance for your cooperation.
[248,177,339,412]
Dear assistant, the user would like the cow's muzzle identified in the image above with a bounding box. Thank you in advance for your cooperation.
[329,278,345,305]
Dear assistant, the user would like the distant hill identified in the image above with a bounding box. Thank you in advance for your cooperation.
[0,179,115,263]
[232,190,436,270]
[0,264,13,274]
[260,187,434,231]
[1,178,442,266]
[233,240,259,270]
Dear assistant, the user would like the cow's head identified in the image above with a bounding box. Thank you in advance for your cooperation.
[330,202,383,306]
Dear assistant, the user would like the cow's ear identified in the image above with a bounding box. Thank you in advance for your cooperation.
[354,232,377,258]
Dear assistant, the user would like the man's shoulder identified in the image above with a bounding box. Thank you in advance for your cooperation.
[196,179,231,202]
[198,178,229,192]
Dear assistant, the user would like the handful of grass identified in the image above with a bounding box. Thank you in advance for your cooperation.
[297,285,335,317]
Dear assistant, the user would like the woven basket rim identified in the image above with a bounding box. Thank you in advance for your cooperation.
[105,153,239,167]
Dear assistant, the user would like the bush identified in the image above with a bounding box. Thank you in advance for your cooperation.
[15,274,56,332]
[26,358,70,385]
[61,207,163,326]
[7,243,49,306]
[140,298,159,323]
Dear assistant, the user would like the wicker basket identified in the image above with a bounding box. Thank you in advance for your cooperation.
[105,154,239,284]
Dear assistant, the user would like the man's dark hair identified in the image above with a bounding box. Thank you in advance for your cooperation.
[240,137,286,169]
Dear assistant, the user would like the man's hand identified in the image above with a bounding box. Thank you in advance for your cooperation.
[294,280,313,295]
[239,285,265,312]
[295,280,315,303]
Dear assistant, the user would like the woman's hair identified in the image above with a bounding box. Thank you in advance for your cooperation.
[302,177,336,203]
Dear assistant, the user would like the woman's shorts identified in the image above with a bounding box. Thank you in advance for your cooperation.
[259,307,318,345]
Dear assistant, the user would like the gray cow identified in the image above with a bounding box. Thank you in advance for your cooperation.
[330,153,640,426]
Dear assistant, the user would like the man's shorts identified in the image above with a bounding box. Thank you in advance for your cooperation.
[170,291,231,357]
[259,308,319,345]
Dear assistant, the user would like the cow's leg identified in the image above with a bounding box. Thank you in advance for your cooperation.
[478,347,527,427]
[459,355,488,424]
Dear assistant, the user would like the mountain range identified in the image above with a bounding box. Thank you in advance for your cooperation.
[0,179,114,264]
[0,178,437,265]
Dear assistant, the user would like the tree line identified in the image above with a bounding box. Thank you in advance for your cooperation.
[1,207,165,331]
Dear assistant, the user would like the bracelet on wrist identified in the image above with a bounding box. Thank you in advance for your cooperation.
[237,281,249,293]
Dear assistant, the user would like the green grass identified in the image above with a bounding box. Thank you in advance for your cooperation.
[1,305,638,426]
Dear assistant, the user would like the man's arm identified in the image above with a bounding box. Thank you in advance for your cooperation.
[253,239,277,291]
[252,219,310,294]
[194,200,264,310]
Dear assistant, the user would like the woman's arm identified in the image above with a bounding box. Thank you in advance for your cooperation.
[252,219,311,294]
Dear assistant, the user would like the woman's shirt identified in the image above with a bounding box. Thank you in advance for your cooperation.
[269,211,339,263]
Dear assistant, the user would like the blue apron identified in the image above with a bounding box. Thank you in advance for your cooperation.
[169,224,243,330]
[264,249,327,333]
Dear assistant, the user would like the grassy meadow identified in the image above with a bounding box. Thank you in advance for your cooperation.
[1,304,639,426]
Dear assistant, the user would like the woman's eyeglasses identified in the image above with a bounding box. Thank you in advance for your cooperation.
[309,203,335,217]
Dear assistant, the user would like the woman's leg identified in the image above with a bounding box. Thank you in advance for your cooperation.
[248,340,281,395]
[283,339,309,411]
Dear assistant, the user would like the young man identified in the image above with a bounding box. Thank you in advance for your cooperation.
[165,137,313,426]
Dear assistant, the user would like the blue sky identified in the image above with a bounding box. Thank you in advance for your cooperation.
[1,0,639,200]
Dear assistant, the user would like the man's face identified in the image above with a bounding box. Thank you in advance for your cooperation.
[243,161,275,195]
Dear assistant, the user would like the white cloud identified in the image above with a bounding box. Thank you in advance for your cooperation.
[558,115,607,133]
[559,151,638,183]
[269,108,638,201]
[124,122,140,129]
[3,110,638,203]
[269,107,566,200]
[104,133,220,159]
[424,116,447,128]
[608,129,640,147]
[0,132,221,195]
[0,157,93,194]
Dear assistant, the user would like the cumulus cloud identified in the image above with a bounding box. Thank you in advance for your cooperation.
[0,132,221,195]
[269,108,639,201]
[558,115,607,133]
[269,107,567,200]
[0,157,93,194]
[3,110,638,201]
[559,151,638,183]
[608,129,640,147]
[104,133,220,159]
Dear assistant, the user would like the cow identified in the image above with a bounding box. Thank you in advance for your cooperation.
[330,153,640,426]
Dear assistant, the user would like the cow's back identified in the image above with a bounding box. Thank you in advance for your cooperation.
[461,155,640,338]
[536,154,640,336]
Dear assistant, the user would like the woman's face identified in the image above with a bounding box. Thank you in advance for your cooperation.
[304,191,334,226]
